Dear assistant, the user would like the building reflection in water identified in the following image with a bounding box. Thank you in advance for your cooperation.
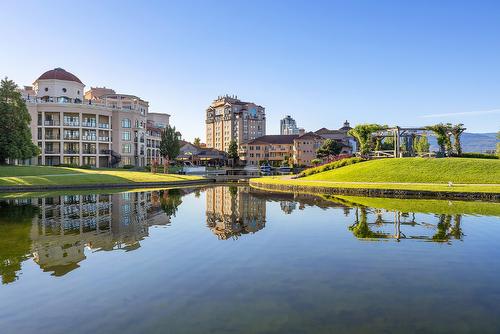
[205,186,266,240]
[0,187,474,284]
[349,207,464,243]
[0,189,189,283]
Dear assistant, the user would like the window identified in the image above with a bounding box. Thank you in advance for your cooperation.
[122,144,132,153]
[122,131,131,141]
[121,118,131,128]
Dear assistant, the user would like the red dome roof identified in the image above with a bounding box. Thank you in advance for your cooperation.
[36,68,83,84]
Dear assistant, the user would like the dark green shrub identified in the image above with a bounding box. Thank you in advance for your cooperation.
[122,164,135,169]
[458,153,498,159]
[297,157,366,178]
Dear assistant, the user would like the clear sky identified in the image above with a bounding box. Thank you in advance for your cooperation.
[1,0,499,141]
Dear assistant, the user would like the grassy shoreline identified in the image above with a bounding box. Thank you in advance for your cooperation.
[0,166,207,189]
[251,158,500,197]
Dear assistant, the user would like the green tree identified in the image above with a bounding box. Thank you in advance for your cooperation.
[0,78,39,164]
[497,131,500,157]
[316,139,342,158]
[159,125,180,173]
[414,134,430,155]
[348,124,387,155]
[228,139,239,160]
[451,123,466,156]
[193,137,201,147]
[426,123,452,157]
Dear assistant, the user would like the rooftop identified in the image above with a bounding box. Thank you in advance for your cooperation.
[245,135,299,145]
[36,68,83,84]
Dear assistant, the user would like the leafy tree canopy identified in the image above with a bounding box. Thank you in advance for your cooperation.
[0,77,39,164]
[316,139,342,158]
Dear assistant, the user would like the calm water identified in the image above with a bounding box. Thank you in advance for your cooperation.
[0,185,499,334]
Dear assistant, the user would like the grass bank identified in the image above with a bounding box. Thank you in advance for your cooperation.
[250,158,500,199]
[0,166,207,190]
[302,157,500,184]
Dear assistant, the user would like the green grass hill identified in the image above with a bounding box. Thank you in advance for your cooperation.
[303,158,500,184]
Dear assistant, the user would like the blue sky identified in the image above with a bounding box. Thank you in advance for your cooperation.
[1,0,499,140]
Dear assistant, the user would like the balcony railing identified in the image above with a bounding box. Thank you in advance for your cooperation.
[45,134,60,140]
[98,123,110,129]
[98,137,109,142]
[82,150,97,154]
[63,135,80,140]
[63,150,79,154]
[82,135,97,141]
[44,120,60,126]
[44,149,60,154]
[82,121,96,128]
[63,121,80,127]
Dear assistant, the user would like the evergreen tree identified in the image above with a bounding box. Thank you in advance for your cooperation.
[159,125,180,173]
[228,139,239,159]
[193,137,201,147]
[0,78,39,164]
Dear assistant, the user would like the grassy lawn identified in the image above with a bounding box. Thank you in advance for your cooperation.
[250,158,500,194]
[0,166,205,187]
[330,195,500,216]
[303,158,500,184]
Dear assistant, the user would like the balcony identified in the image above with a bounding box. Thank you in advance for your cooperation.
[82,135,97,141]
[98,123,110,129]
[45,134,60,140]
[63,135,80,140]
[82,121,96,128]
[82,149,97,155]
[63,121,80,127]
[63,150,79,154]
[44,120,60,126]
[44,149,60,154]
[98,136,110,142]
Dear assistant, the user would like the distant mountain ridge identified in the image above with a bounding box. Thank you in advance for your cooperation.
[428,132,497,153]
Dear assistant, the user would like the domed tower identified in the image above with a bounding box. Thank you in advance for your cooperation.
[33,68,85,103]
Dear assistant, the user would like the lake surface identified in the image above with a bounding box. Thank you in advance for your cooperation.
[0,185,499,334]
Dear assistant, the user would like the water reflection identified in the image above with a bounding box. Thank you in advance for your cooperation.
[0,189,191,284]
[205,186,266,239]
[348,207,464,242]
[0,186,498,285]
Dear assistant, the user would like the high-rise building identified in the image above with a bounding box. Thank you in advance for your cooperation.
[205,95,266,151]
[19,68,170,168]
[280,115,302,135]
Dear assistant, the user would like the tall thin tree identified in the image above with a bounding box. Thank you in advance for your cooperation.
[159,125,180,173]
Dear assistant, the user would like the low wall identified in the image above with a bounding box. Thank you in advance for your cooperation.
[249,180,500,201]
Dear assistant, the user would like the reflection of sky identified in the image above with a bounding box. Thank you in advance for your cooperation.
[0,189,499,334]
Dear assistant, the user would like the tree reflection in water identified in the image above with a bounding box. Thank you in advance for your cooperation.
[347,205,464,243]
[0,200,39,284]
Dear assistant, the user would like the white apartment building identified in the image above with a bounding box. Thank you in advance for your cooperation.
[20,68,169,167]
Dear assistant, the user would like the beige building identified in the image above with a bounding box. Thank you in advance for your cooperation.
[20,68,170,167]
[239,132,326,167]
[292,132,325,166]
[239,135,298,166]
[205,95,266,151]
